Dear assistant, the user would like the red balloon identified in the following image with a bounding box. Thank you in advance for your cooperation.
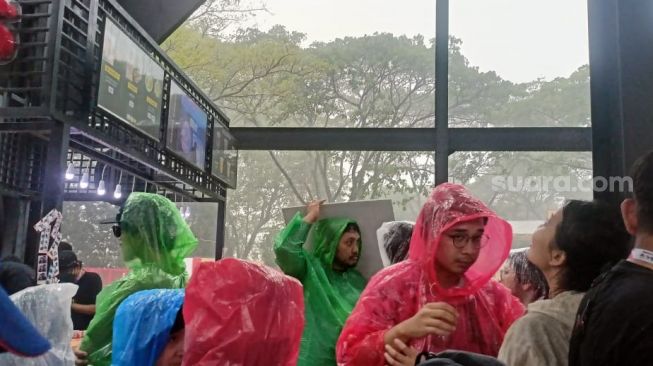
[0,0,19,20]
[0,23,17,62]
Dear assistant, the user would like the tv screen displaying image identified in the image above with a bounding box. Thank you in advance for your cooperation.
[167,81,208,169]
[97,19,164,140]
[212,121,238,188]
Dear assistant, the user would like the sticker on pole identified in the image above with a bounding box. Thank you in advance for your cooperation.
[33,209,63,284]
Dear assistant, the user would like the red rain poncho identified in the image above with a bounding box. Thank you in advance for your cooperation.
[336,183,524,365]
[182,258,305,366]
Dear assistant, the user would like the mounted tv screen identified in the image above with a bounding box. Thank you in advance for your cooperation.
[97,19,164,140]
[212,121,238,188]
[167,81,208,169]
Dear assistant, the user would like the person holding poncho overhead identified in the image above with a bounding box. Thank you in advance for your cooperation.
[274,200,368,366]
[336,183,524,366]
[78,193,198,366]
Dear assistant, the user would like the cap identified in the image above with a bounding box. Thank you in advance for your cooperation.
[58,250,79,271]
[0,286,51,357]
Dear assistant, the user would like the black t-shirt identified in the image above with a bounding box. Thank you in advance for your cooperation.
[0,261,36,295]
[71,271,103,330]
[569,260,653,366]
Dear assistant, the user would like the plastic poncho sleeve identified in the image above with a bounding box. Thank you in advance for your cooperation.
[493,281,526,334]
[336,267,406,366]
[81,270,184,366]
[0,284,78,366]
[274,212,311,280]
[112,289,184,366]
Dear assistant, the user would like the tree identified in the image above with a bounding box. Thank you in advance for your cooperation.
[160,20,594,265]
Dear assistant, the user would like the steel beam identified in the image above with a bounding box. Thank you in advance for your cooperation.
[435,0,450,184]
[231,127,592,152]
[0,122,55,132]
[215,195,226,260]
[588,0,653,204]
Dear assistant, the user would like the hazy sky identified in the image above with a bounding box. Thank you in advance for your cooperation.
[244,0,589,83]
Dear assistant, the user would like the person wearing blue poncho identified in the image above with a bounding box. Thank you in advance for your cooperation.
[111,289,185,366]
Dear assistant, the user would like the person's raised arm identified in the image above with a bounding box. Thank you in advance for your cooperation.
[274,200,325,280]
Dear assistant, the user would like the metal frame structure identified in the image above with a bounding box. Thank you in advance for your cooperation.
[0,0,232,262]
[231,0,594,185]
[3,0,652,260]
[230,0,653,211]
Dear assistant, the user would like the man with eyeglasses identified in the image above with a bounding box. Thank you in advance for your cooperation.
[337,183,524,366]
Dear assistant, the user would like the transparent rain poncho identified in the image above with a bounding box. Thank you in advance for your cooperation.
[112,289,184,366]
[337,183,524,365]
[81,193,198,366]
[274,213,368,366]
[0,283,78,366]
[182,259,305,366]
[376,221,414,266]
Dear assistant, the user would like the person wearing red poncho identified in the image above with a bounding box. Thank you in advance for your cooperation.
[181,258,305,366]
[336,183,524,366]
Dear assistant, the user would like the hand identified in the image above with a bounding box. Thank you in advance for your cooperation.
[397,302,458,339]
[74,348,88,366]
[303,199,326,224]
[385,338,419,366]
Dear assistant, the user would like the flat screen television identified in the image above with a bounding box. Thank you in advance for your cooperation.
[97,19,164,140]
[212,121,238,188]
[167,81,208,170]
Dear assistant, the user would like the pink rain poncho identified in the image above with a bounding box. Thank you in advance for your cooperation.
[336,183,524,365]
[182,258,305,366]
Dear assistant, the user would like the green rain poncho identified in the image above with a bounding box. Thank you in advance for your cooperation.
[80,193,198,366]
[274,213,367,366]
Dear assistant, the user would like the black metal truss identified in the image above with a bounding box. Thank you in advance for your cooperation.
[0,0,231,196]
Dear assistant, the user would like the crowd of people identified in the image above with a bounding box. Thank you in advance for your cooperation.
[1,151,653,366]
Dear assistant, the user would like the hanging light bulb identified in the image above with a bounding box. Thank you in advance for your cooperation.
[79,170,89,189]
[65,163,74,180]
[113,171,123,199]
[97,180,106,195]
[113,184,122,199]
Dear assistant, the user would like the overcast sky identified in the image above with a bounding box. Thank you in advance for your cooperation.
[244,0,589,83]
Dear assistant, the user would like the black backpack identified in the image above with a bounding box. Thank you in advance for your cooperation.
[416,350,506,366]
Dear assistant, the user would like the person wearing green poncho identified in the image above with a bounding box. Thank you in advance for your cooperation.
[274,200,368,366]
[77,193,198,366]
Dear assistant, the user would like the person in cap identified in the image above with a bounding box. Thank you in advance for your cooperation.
[0,283,78,365]
[274,200,367,366]
[78,193,198,366]
[59,250,103,331]
[58,241,73,253]
[337,183,524,366]
[0,286,51,358]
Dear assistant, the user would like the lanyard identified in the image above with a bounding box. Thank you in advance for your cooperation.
[630,248,653,265]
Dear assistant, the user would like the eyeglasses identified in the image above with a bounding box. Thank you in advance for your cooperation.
[445,233,489,249]
[112,224,122,238]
